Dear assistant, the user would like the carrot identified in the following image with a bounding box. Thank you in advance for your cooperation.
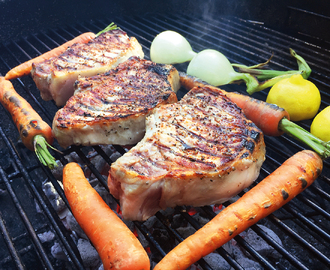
[63,162,150,270]
[0,77,57,168]
[225,91,289,136]
[4,32,96,80]
[154,150,322,270]
[179,72,330,159]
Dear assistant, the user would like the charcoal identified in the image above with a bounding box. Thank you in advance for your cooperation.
[77,238,101,269]
[51,242,68,261]
[231,243,263,270]
[50,160,64,180]
[42,181,68,219]
[0,148,11,169]
[37,231,55,243]
[203,253,231,270]
[176,223,196,239]
[242,225,282,259]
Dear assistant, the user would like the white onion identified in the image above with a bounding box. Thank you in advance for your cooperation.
[187,49,237,86]
[150,30,197,64]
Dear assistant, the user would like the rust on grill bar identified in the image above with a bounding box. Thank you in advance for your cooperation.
[0,13,329,270]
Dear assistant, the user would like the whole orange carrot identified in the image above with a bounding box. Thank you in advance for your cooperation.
[63,162,150,270]
[179,72,330,159]
[0,77,56,168]
[5,32,96,80]
[154,150,322,270]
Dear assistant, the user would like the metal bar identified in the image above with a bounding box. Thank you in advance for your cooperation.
[298,195,330,220]
[283,204,330,242]
[71,145,109,190]
[0,211,25,270]
[0,166,54,270]
[269,214,330,267]
[250,224,310,270]
[0,127,85,270]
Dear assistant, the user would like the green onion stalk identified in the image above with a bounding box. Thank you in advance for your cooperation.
[232,48,312,95]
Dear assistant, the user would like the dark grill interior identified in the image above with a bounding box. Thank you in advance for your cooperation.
[0,13,329,270]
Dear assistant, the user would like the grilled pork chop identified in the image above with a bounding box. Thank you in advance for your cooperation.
[31,29,144,106]
[52,57,180,148]
[108,85,266,221]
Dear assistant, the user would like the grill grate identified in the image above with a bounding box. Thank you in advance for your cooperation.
[0,13,329,270]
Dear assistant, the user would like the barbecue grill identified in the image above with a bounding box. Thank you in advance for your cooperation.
[0,2,330,269]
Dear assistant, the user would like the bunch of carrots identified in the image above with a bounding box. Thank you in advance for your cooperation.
[2,24,328,270]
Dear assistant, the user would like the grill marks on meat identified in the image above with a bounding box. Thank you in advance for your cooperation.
[52,57,180,148]
[31,29,144,106]
[108,86,266,221]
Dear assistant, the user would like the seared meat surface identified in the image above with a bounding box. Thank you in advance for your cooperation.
[31,29,144,106]
[108,86,266,221]
[52,57,180,148]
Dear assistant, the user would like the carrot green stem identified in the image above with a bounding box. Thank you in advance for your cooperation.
[33,135,58,169]
[279,118,330,160]
[95,22,119,37]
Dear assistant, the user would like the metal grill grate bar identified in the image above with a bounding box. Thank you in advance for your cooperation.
[0,165,55,270]
[0,210,25,270]
[0,127,85,269]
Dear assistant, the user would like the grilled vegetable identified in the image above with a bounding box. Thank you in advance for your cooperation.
[187,48,312,95]
[63,162,150,270]
[5,23,119,80]
[179,72,330,159]
[186,49,259,93]
[150,30,197,64]
[154,150,323,270]
[0,77,57,168]
[150,30,311,94]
